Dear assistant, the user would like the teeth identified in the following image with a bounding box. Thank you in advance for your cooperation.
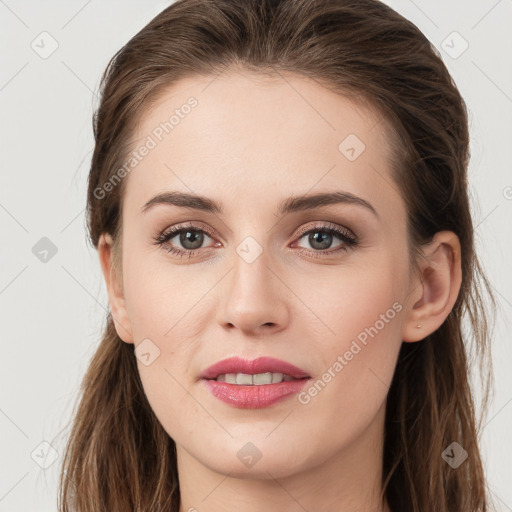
[254,372,275,385]
[215,372,297,385]
[272,372,284,383]
[236,373,253,385]
[224,373,236,384]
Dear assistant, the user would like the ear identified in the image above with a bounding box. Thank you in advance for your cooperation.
[98,232,134,344]
[401,231,462,342]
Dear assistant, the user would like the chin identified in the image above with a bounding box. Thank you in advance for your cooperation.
[187,434,318,480]
[204,454,305,480]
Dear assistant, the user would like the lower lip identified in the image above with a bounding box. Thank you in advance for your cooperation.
[202,378,311,409]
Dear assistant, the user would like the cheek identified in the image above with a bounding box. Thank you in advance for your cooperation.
[121,252,212,425]
[123,247,199,338]
[294,260,405,414]
[299,259,404,350]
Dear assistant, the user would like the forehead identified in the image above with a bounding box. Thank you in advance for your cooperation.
[123,69,401,219]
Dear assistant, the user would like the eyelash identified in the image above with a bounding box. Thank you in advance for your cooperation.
[153,221,358,259]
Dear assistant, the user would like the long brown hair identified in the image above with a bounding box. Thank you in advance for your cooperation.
[58,1,496,510]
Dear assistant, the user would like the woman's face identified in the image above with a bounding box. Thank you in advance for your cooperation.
[106,69,421,479]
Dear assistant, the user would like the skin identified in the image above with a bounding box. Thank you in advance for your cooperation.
[98,68,462,512]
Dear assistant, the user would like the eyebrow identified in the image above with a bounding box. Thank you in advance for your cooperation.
[141,190,379,218]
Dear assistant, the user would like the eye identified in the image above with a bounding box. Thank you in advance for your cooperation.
[292,222,358,257]
[153,222,219,259]
[153,221,358,259]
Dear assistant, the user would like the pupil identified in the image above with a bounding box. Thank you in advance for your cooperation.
[181,230,203,250]
[310,231,332,250]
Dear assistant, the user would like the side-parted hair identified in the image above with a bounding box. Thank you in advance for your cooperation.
[59,1,495,510]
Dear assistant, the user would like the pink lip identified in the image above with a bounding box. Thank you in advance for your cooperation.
[200,356,310,380]
[200,356,311,409]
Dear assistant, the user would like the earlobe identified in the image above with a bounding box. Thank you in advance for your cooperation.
[402,231,462,342]
[97,232,134,344]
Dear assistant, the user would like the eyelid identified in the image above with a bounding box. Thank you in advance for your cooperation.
[157,220,355,243]
[156,221,217,243]
[293,220,356,240]
[154,220,358,257]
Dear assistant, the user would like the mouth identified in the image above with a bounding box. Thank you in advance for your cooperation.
[200,356,311,408]
[208,372,305,385]
[200,356,310,381]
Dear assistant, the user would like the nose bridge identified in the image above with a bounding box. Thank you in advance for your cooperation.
[231,238,271,297]
[217,234,288,333]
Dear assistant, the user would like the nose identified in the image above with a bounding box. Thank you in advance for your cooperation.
[216,249,290,336]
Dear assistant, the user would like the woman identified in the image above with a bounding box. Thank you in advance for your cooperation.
[58,0,495,510]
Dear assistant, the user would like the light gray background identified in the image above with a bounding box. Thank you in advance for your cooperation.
[0,1,511,510]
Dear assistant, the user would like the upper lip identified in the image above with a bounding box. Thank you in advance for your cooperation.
[200,356,310,380]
